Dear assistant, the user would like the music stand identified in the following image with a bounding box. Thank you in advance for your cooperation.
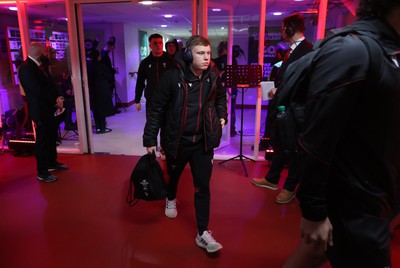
[219,65,262,177]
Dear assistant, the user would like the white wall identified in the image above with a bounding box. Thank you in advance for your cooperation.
[123,23,140,104]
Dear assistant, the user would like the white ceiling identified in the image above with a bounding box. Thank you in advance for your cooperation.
[0,0,353,38]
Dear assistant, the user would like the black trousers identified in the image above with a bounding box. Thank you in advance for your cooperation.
[166,143,214,235]
[94,115,106,130]
[327,208,392,267]
[265,149,299,192]
[34,117,58,176]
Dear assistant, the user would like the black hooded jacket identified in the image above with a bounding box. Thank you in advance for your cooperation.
[297,18,400,222]
[134,52,175,103]
[143,54,228,158]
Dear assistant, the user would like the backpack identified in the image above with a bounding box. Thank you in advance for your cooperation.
[126,152,168,206]
[271,26,381,154]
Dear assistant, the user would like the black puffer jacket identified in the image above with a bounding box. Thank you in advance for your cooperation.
[297,18,400,222]
[143,57,228,158]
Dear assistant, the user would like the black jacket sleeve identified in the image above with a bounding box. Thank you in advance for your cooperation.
[297,34,370,221]
[134,59,147,103]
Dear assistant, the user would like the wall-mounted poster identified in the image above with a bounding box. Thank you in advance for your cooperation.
[248,26,288,80]
[139,30,148,62]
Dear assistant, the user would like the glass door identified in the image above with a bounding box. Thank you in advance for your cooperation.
[24,2,80,153]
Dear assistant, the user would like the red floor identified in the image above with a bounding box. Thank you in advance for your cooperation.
[1,152,399,268]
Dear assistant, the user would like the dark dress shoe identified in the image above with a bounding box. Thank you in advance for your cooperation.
[48,162,69,171]
[37,174,58,182]
[96,128,112,134]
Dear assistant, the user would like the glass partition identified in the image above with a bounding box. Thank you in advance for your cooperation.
[0,4,25,145]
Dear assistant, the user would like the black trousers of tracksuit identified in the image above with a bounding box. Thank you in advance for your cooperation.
[326,206,392,267]
[165,142,214,235]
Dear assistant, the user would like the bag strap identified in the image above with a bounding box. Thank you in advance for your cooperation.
[126,182,139,207]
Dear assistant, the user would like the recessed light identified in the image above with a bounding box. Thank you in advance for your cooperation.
[161,25,167,28]
[140,1,153,5]
[212,8,221,12]
[9,7,17,11]
[164,14,173,18]
[273,12,283,16]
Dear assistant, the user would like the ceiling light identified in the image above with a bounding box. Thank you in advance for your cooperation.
[221,27,225,30]
[140,1,153,5]
[9,7,17,11]
[164,14,173,18]
[161,25,167,28]
[212,8,221,12]
[273,12,283,16]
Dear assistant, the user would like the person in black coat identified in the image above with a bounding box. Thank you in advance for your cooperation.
[87,50,115,134]
[252,13,313,204]
[18,42,68,183]
[285,1,400,266]
[134,33,176,119]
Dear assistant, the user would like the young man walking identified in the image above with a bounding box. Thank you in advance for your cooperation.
[143,35,227,253]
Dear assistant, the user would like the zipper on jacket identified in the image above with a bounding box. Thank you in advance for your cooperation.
[177,81,188,157]
[208,108,214,133]
[192,79,203,143]
[156,59,159,84]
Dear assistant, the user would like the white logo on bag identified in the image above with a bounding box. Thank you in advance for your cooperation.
[141,179,149,196]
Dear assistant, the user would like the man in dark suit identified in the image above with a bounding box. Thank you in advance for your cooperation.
[18,42,68,183]
[252,13,313,204]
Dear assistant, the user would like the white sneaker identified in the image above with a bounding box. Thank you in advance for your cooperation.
[165,198,177,219]
[195,231,223,253]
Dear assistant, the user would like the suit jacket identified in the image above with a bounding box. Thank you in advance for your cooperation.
[18,58,60,123]
[87,60,115,118]
[275,39,314,86]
